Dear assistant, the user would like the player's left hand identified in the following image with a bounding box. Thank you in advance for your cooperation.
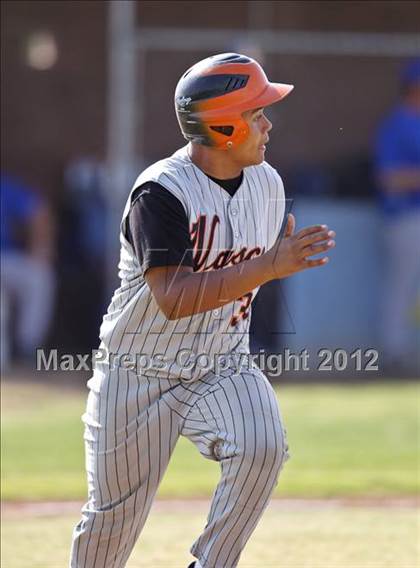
[266,214,336,280]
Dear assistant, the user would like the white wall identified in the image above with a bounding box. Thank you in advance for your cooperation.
[283,198,384,365]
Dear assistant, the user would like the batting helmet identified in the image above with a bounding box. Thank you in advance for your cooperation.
[175,53,294,149]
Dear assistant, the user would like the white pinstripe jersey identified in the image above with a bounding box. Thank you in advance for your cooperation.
[98,145,285,382]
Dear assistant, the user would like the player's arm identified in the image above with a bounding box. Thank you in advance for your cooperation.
[146,214,335,320]
[30,203,55,262]
[374,121,420,194]
[377,167,420,193]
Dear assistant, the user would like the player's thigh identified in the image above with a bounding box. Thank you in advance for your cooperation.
[83,369,192,507]
[223,367,288,463]
[181,366,288,463]
[82,369,160,506]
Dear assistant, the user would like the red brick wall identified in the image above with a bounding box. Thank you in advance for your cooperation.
[1,0,106,195]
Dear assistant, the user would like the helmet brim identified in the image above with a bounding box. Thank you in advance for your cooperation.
[250,82,294,110]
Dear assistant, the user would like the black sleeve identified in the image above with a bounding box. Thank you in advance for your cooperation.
[125,181,194,274]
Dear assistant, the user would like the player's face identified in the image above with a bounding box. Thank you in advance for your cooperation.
[233,107,272,166]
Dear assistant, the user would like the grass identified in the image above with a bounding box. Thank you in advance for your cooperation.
[2,503,419,567]
[1,379,419,501]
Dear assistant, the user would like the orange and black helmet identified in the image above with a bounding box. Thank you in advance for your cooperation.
[175,53,294,149]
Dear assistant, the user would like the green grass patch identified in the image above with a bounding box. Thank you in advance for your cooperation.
[1,380,419,501]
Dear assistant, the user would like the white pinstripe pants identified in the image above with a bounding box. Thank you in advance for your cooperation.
[69,364,289,568]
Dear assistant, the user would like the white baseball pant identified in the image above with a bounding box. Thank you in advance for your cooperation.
[70,363,289,567]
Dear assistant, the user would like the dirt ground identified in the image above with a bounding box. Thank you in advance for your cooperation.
[2,496,419,517]
[2,498,419,568]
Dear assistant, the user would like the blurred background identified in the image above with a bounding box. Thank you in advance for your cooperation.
[1,0,420,377]
[1,3,419,567]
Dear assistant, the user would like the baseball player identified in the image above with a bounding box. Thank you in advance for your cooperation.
[70,53,335,567]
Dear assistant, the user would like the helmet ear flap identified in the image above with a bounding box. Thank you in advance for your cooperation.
[225,116,249,149]
[205,116,249,149]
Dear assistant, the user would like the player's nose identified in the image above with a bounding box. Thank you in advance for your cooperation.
[263,115,272,133]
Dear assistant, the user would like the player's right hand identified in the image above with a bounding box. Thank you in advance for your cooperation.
[267,214,336,280]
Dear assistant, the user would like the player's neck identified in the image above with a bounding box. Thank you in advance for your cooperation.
[187,143,243,180]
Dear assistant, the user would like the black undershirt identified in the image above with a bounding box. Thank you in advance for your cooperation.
[126,171,243,274]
